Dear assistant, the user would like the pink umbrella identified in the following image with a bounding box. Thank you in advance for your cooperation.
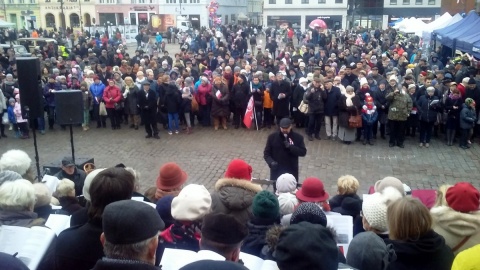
[309,19,327,29]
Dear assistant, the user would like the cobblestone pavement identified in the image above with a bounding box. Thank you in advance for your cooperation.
[1,41,479,196]
[1,122,480,195]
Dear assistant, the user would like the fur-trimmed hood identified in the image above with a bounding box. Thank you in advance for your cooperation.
[210,178,262,224]
[431,206,480,236]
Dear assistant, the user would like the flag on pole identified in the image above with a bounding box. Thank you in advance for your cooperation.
[243,96,254,129]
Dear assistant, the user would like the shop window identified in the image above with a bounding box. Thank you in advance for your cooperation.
[70,13,80,27]
[45,13,55,27]
[138,13,148,25]
[130,13,137,25]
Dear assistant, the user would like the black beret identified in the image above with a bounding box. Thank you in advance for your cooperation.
[102,200,164,245]
[201,213,248,244]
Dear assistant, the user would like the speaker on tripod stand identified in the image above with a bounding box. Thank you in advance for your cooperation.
[16,57,43,180]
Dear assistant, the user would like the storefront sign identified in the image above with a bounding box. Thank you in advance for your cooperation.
[132,6,155,11]
[44,5,79,10]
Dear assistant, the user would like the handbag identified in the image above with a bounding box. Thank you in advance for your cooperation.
[114,102,122,110]
[298,100,309,114]
[191,96,199,112]
[99,102,107,116]
[2,113,9,125]
[348,112,362,128]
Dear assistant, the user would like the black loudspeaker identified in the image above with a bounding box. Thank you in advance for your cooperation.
[16,57,43,119]
[55,90,84,125]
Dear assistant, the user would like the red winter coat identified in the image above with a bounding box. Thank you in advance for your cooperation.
[103,85,122,109]
[196,83,212,106]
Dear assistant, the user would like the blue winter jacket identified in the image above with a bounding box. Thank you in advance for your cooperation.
[460,104,477,129]
[43,82,62,107]
[90,82,106,105]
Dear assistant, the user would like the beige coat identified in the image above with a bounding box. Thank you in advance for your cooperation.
[430,206,480,255]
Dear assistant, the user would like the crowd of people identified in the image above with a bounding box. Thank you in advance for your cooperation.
[0,148,479,270]
[1,24,480,149]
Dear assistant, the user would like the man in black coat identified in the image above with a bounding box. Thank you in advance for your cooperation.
[54,157,87,197]
[138,81,160,139]
[264,118,307,191]
[324,79,341,140]
[270,73,292,125]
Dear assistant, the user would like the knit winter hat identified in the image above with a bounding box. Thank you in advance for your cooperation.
[156,162,188,190]
[0,150,32,176]
[275,222,338,270]
[201,213,249,244]
[224,159,252,181]
[296,177,329,202]
[0,170,22,186]
[291,202,327,227]
[374,176,405,196]
[82,168,106,201]
[465,98,474,106]
[252,190,280,220]
[276,173,297,194]
[278,193,299,215]
[365,93,373,103]
[156,195,175,227]
[362,187,403,232]
[359,77,368,86]
[446,182,480,213]
[171,184,212,221]
[389,75,397,82]
[347,232,396,270]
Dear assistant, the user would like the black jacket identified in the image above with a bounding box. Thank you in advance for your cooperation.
[385,230,454,270]
[264,130,307,181]
[55,218,104,270]
[324,86,342,116]
[54,168,87,197]
[373,88,391,114]
[270,80,292,117]
[138,89,158,115]
[417,94,441,123]
[232,81,250,108]
[163,87,182,114]
[304,86,327,114]
[91,259,160,270]
[241,217,277,259]
[292,85,306,108]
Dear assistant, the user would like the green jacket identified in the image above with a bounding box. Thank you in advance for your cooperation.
[386,91,412,121]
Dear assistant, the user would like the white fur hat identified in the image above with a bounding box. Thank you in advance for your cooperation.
[359,77,368,86]
[362,187,403,232]
[171,184,212,221]
[0,150,32,176]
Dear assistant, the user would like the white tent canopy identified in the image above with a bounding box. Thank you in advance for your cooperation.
[395,18,427,36]
[0,20,15,28]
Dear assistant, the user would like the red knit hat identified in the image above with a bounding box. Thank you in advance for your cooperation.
[446,182,480,212]
[224,159,252,181]
[296,177,329,202]
[365,93,373,103]
[156,162,188,190]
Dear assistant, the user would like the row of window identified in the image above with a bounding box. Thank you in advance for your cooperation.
[391,0,435,4]
[166,0,200,3]
[268,0,435,3]
[45,13,80,27]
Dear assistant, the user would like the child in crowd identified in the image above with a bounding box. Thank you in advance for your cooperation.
[13,94,29,139]
[81,82,92,131]
[362,93,378,145]
[181,87,193,134]
[7,98,16,135]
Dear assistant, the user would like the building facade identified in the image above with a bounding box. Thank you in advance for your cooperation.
[158,0,207,29]
[248,0,262,25]
[216,0,247,25]
[39,0,96,31]
[383,0,441,20]
[263,0,347,31]
[0,0,41,30]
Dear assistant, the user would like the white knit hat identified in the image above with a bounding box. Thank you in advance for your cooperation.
[389,75,398,82]
[171,184,212,221]
[0,150,32,176]
[276,173,297,194]
[359,77,368,86]
[362,187,403,232]
[278,193,298,215]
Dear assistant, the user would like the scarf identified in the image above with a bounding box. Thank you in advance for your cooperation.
[449,93,462,100]
[345,92,355,107]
